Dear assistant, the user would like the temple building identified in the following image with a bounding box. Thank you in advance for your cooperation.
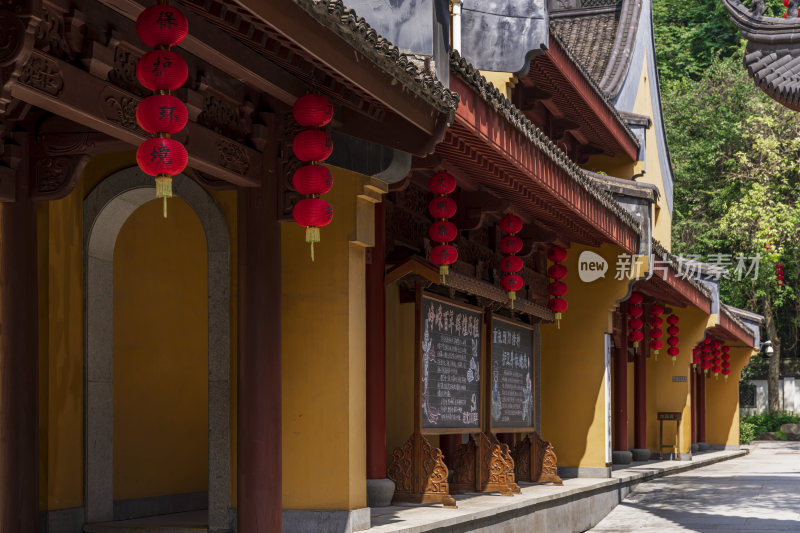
[0,0,763,532]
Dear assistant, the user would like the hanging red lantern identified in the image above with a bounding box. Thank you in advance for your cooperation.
[548,281,568,296]
[666,314,679,365]
[649,305,664,361]
[136,50,188,91]
[629,330,644,343]
[429,220,458,244]
[629,292,644,305]
[428,172,458,282]
[292,129,333,162]
[293,94,334,128]
[547,245,569,326]
[627,292,644,349]
[692,346,701,369]
[498,214,525,308]
[136,137,188,176]
[499,235,523,255]
[629,318,644,330]
[136,4,189,47]
[292,165,333,196]
[722,367,731,381]
[136,94,188,134]
[293,198,333,261]
[703,336,712,345]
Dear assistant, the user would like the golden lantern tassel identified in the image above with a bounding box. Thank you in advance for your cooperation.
[654,350,659,362]
[671,357,676,366]
[633,341,639,349]
[155,175,173,218]
[715,373,719,380]
[306,226,320,262]
[724,374,728,382]
[439,264,449,285]
[555,312,562,329]
[509,290,516,310]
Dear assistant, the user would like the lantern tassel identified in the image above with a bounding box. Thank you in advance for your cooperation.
[671,356,676,366]
[155,175,173,218]
[439,264,449,284]
[509,290,516,310]
[306,226,320,262]
[724,374,728,382]
[654,349,659,362]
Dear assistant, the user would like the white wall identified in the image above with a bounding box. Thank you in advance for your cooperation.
[740,378,799,416]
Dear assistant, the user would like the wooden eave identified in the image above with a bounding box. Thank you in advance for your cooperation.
[99,0,457,156]
[709,310,757,347]
[634,265,712,315]
[516,35,640,161]
[439,72,640,253]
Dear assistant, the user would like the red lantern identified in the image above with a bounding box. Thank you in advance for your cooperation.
[629,292,643,305]
[293,130,333,162]
[136,137,188,176]
[667,325,679,336]
[703,337,712,345]
[136,4,189,47]
[650,328,663,339]
[666,314,679,364]
[499,236,523,255]
[293,197,333,260]
[136,50,188,91]
[667,315,680,326]
[136,94,188,134]
[293,94,334,128]
[722,361,731,369]
[629,330,644,343]
[701,360,711,371]
[547,246,568,263]
[499,214,523,234]
[629,318,644,331]
[649,306,663,361]
[292,165,333,196]
[548,297,568,313]
[651,339,664,351]
[649,304,664,316]
[668,347,680,357]
[548,281,568,296]
[429,196,457,219]
[548,264,568,280]
[667,337,680,346]
[629,305,643,318]
[429,171,457,195]
[500,255,524,274]
[501,274,524,292]
[430,244,458,269]
[722,367,731,381]
[711,340,721,350]
[429,220,458,244]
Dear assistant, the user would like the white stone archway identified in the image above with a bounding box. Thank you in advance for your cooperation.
[83,167,231,531]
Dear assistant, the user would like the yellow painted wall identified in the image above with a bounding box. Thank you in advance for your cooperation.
[645,308,713,456]
[706,346,756,447]
[384,285,416,469]
[540,244,646,470]
[585,51,673,250]
[479,71,517,99]
[113,198,209,499]
[281,166,384,510]
[38,154,239,510]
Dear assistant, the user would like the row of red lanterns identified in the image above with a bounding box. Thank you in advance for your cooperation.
[776,262,784,289]
[291,94,335,261]
[428,172,458,283]
[498,214,524,308]
[649,304,664,361]
[627,292,644,348]
[547,247,568,327]
[135,2,190,217]
[666,314,680,365]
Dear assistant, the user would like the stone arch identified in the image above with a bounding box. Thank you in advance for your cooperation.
[83,167,230,530]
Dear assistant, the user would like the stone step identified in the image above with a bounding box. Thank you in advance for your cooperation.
[83,511,208,533]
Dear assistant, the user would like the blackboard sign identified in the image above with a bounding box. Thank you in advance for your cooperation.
[420,294,482,432]
[490,316,534,431]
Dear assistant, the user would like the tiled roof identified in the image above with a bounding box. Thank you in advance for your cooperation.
[723,0,800,112]
[584,170,660,202]
[294,0,459,119]
[449,51,643,236]
[550,0,642,99]
[651,239,714,300]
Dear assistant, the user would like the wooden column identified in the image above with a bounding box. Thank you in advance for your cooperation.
[696,369,707,443]
[237,177,282,529]
[690,369,697,444]
[0,136,39,532]
[633,346,647,449]
[439,434,460,467]
[366,201,386,479]
[613,345,628,451]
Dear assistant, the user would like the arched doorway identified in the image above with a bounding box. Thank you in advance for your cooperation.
[84,167,230,531]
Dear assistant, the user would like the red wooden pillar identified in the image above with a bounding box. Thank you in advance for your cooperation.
[0,140,39,532]
[366,201,387,479]
[690,369,697,444]
[439,434,460,467]
[613,345,628,451]
[237,177,282,530]
[696,369,707,443]
[633,346,647,449]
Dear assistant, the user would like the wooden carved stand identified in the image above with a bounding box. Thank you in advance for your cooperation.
[387,432,456,507]
[512,432,563,485]
[451,432,520,495]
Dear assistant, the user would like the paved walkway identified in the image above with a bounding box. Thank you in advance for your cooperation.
[590,441,800,532]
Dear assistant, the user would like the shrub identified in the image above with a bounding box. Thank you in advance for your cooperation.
[740,411,800,443]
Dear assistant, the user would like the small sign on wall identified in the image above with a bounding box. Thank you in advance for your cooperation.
[672,376,687,383]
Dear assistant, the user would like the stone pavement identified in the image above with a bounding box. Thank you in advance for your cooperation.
[590,441,800,532]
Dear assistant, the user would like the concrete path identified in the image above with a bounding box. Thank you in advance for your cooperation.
[590,441,800,532]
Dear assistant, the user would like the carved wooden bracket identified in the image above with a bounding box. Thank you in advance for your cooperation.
[512,432,563,485]
[451,433,519,495]
[450,191,509,232]
[387,432,457,507]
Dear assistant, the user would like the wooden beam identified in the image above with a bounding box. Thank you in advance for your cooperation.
[10,50,261,187]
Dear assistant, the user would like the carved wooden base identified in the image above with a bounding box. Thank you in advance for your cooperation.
[387,433,457,508]
[450,433,520,495]
[512,432,563,485]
